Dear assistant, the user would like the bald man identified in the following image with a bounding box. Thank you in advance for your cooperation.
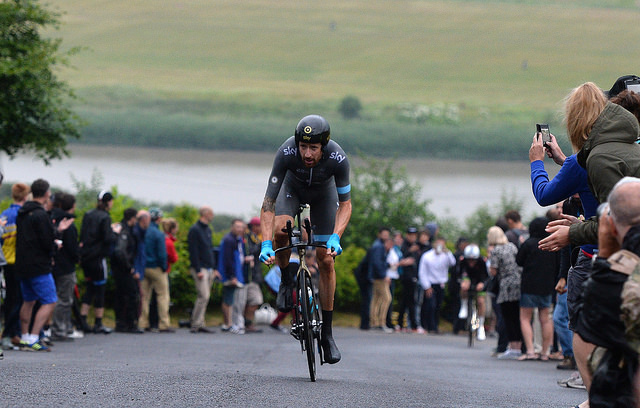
[187,206,218,333]
[575,177,640,407]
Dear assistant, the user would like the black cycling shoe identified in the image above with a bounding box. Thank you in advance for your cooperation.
[320,334,341,364]
[276,283,294,313]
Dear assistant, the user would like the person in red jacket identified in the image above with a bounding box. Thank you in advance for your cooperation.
[161,218,179,273]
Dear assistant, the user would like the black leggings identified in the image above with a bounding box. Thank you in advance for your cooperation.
[82,282,106,308]
[397,279,418,330]
[499,300,522,343]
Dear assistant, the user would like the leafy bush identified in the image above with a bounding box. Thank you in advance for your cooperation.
[334,245,366,312]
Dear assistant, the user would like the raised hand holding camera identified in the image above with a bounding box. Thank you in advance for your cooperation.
[529,132,546,162]
[543,133,566,165]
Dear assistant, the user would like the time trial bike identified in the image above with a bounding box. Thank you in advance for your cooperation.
[274,205,326,381]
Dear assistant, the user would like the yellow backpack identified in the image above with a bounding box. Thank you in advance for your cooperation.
[2,224,17,265]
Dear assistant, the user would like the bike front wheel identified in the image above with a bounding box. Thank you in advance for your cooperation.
[301,270,317,381]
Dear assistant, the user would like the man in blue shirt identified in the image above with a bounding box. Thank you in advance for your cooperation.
[218,219,246,333]
[139,208,172,333]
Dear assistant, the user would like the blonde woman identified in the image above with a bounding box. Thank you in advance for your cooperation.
[541,81,640,251]
[487,226,522,359]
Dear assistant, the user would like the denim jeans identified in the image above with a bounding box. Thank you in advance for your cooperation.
[567,251,592,330]
[553,291,573,357]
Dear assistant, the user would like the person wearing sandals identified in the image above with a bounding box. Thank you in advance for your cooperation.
[516,217,560,361]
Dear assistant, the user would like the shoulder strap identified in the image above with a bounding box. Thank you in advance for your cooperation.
[608,249,640,276]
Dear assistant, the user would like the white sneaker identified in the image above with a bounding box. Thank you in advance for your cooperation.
[477,326,486,341]
[68,330,84,339]
[458,303,468,319]
[497,348,522,360]
[382,326,394,334]
[230,326,245,335]
[1,337,12,350]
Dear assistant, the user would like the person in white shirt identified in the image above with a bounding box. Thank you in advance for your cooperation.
[419,237,456,333]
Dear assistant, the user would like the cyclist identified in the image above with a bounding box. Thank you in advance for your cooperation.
[259,114,351,365]
[457,244,489,340]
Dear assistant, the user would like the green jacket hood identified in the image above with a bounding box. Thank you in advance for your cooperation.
[578,102,640,167]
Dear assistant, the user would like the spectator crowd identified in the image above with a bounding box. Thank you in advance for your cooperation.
[353,75,640,408]
[0,180,284,358]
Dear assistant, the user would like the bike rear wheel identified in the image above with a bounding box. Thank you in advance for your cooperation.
[301,270,317,381]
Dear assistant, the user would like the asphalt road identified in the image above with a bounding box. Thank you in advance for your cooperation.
[1,326,586,407]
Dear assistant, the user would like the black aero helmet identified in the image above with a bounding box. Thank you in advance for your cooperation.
[295,115,331,146]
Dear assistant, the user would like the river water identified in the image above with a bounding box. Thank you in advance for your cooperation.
[3,145,558,221]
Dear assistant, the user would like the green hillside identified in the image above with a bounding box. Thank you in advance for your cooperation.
[50,0,640,159]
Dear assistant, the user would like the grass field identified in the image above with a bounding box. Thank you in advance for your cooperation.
[47,0,640,159]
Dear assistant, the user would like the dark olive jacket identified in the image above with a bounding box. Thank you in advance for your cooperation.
[570,102,640,246]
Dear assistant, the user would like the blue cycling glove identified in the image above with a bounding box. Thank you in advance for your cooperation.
[260,240,276,263]
[326,234,343,256]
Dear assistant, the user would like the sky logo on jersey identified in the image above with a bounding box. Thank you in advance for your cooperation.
[329,152,346,163]
[283,146,297,156]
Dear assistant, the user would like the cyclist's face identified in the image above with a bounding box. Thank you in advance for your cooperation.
[299,142,323,168]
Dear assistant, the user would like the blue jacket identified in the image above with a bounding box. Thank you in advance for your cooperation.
[218,232,245,284]
[368,238,387,280]
[530,154,598,254]
[133,224,146,279]
[144,222,167,271]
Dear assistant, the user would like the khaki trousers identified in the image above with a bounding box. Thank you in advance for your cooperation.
[139,267,171,330]
[370,279,391,328]
[190,268,214,329]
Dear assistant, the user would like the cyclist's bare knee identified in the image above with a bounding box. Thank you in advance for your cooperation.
[273,216,293,265]
[273,217,292,245]
[316,248,334,272]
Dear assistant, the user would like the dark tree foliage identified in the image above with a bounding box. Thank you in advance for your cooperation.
[338,95,362,119]
[0,0,80,164]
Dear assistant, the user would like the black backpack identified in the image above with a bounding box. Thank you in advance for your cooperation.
[111,228,132,269]
[353,249,371,285]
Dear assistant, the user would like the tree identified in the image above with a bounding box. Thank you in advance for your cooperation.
[460,190,525,246]
[344,155,434,248]
[338,95,362,119]
[0,0,81,164]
